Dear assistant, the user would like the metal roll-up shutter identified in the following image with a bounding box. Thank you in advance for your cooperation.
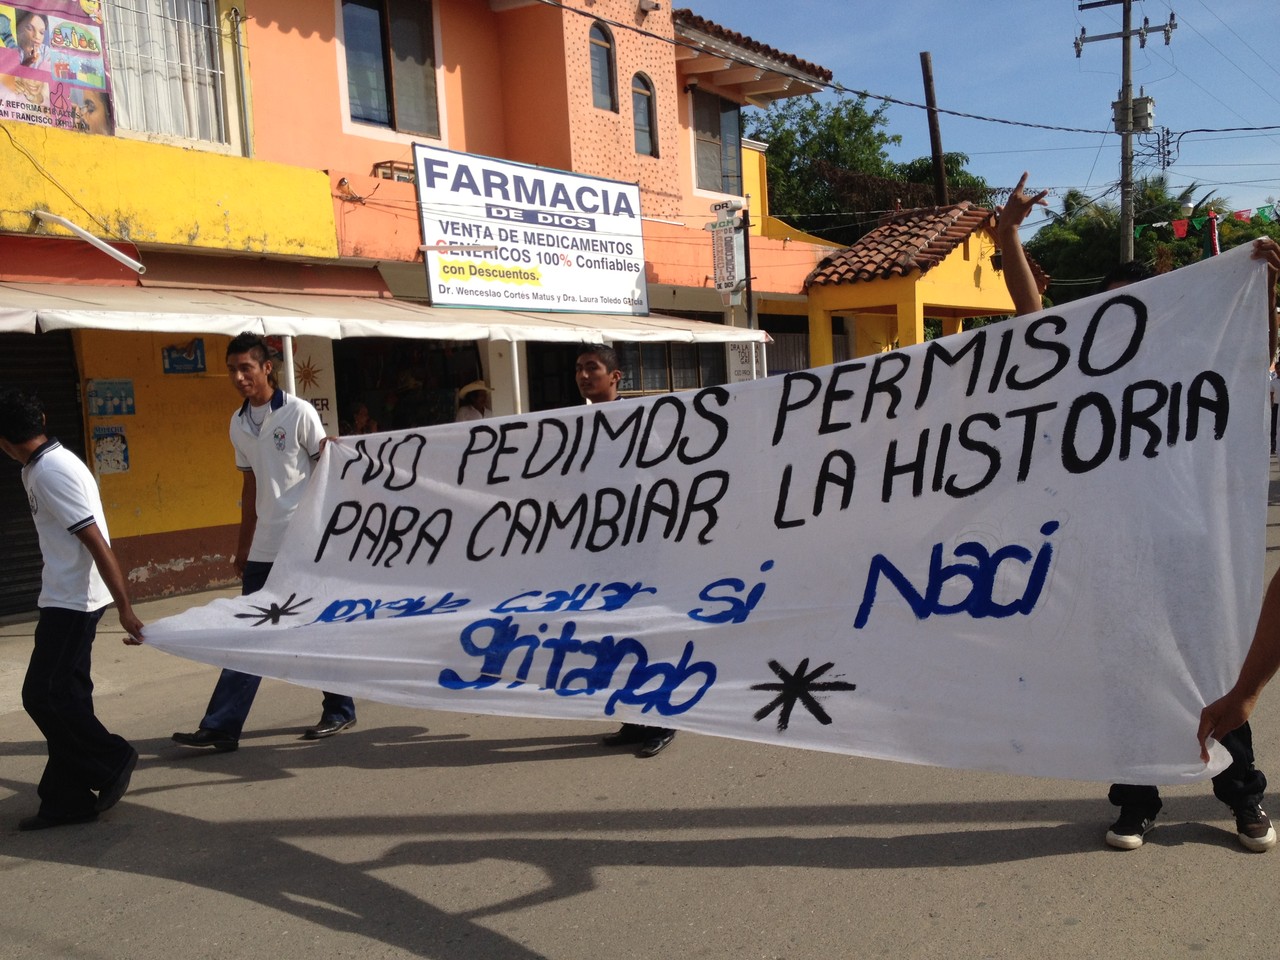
[0,332,85,617]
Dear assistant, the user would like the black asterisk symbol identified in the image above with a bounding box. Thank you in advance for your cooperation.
[751,658,857,731]
[234,592,312,626]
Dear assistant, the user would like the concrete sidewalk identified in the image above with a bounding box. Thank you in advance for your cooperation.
[3,466,1280,960]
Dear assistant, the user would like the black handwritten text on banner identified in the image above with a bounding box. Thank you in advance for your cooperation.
[148,248,1270,784]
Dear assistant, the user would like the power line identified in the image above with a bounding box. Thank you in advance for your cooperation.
[1178,126,1280,137]
[490,1,1280,224]
[830,84,1114,136]
[1179,0,1280,107]
[1137,35,1280,150]
[1180,131,1280,144]
[535,0,1118,135]
[1174,163,1280,170]
[536,0,1280,146]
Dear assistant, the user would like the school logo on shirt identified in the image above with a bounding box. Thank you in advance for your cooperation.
[272,426,287,451]
[27,491,37,515]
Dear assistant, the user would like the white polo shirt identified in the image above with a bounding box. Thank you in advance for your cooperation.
[231,389,325,563]
[22,439,112,611]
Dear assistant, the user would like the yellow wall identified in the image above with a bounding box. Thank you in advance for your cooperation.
[913,234,1010,313]
[0,120,337,257]
[743,144,830,245]
[806,232,1014,364]
[77,330,240,538]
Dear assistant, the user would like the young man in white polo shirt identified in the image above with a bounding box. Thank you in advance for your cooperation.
[172,333,356,752]
[0,388,143,830]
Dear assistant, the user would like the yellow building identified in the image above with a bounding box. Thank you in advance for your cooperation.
[804,203,1048,365]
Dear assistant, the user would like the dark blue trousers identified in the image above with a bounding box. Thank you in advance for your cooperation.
[1109,723,1266,811]
[199,561,355,738]
[23,606,134,819]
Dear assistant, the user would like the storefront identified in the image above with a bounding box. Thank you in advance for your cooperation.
[0,275,770,612]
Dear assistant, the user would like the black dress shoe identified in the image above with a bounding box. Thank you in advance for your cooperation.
[601,723,650,747]
[637,729,676,758]
[303,717,356,740]
[96,746,138,812]
[18,810,99,831]
[171,729,239,752]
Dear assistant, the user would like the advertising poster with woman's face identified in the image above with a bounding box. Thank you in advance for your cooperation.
[0,1,113,135]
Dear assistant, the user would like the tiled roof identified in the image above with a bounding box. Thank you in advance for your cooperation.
[805,202,1048,291]
[672,9,832,82]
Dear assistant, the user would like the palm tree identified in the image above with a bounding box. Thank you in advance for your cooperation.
[1025,177,1249,303]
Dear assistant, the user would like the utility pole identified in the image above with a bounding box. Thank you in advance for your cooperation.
[740,205,755,330]
[919,52,948,206]
[1075,1,1175,261]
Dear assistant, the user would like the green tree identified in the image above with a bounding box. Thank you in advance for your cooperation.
[1133,175,1221,274]
[1024,189,1122,304]
[890,152,992,205]
[745,93,899,245]
[1022,176,1272,304]
[747,96,996,246]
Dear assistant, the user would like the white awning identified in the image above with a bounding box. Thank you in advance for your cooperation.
[0,306,37,334]
[0,282,771,345]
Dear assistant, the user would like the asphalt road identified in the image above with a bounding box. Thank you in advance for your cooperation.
[3,468,1280,960]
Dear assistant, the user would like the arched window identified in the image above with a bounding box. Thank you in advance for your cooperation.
[589,23,616,111]
[632,73,657,156]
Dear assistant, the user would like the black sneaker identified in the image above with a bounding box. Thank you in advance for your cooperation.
[1105,806,1158,850]
[637,728,676,758]
[1234,805,1277,852]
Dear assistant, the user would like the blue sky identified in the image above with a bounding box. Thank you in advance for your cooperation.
[683,0,1280,237]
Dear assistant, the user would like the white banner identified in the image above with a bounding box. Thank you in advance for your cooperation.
[148,248,1271,784]
[415,144,647,314]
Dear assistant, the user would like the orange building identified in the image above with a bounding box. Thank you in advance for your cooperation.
[0,0,835,610]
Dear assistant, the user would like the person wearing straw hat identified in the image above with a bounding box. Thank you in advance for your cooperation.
[456,381,492,422]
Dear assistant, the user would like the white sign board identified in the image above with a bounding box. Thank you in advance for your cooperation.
[414,144,648,315]
[293,335,338,435]
[726,341,762,383]
[149,249,1270,785]
[710,221,738,292]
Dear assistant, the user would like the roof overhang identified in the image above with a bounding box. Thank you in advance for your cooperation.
[674,25,826,106]
[0,282,771,345]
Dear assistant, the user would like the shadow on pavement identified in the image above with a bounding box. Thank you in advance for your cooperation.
[0,730,1250,960]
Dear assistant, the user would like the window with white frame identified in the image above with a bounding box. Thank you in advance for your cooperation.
[343,0,439,137]
[589,22,616,111]
[102,0,227,143]
[632,72,656,156]
[693,89,742,194]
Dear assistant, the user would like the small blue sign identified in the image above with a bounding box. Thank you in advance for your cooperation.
[87,379,135,417]
[162,338,207,374]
